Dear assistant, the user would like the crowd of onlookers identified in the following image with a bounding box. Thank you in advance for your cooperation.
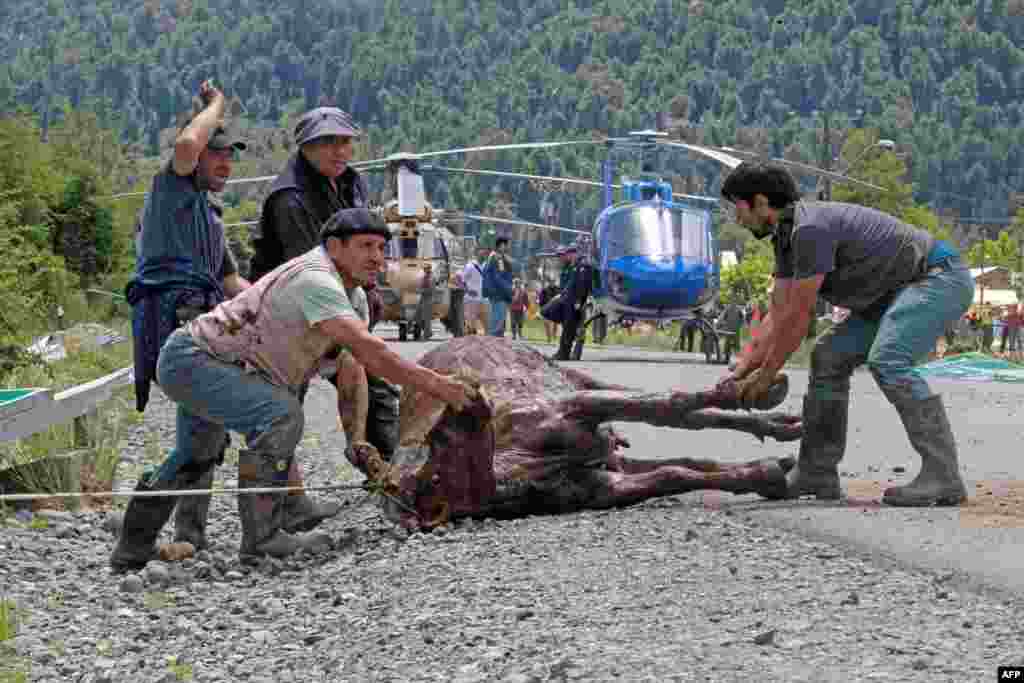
[945,303,1022,354]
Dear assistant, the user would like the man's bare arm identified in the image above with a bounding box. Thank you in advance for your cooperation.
[173,80,225,177]
[758,275,824,376]
[222,273,250,298]
[317,316,468,408]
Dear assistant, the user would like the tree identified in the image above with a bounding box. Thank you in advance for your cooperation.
[965,231,1019,270]
[720,238,774,307]
[831,129,914,216]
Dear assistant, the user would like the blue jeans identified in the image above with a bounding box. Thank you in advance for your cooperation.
[488,299,508,337]
[808,256,975,404]
[149,329,304,483]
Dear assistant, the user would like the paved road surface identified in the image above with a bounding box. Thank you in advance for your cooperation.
[379,328,1024,597]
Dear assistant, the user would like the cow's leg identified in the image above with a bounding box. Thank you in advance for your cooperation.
[583,456,793,506]
[615,453,796,474]
[563,389,801,442]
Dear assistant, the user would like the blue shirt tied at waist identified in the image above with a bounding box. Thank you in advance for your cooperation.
[126,259,224,412]
[927,240,959,268]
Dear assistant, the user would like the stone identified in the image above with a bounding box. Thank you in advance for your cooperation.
[119,574,145,594]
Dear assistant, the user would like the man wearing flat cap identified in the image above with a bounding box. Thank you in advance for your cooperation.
[112,209,474,571]
[247,107,400,517]
[122,79,252,562]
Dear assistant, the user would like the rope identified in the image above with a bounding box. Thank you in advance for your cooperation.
[0,481,423,519]
[0,482,370,503]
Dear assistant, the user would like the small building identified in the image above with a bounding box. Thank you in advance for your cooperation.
[970,266,1012,290]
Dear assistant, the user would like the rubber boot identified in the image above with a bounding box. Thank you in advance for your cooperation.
[281,459,341,533]
[110,477,179,573]
[784,394,847,500]
[237,450,332,562]
[366,374,401,461]
[882,395,968,507]
[172,465,214,551]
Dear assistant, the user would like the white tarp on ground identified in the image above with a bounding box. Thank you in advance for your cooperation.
[974,288,1018,306]
[25,324,127,363]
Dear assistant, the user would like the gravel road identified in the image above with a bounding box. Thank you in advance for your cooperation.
[2,337,1023,682]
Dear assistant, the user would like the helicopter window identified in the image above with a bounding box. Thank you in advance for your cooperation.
[605,206,709,260]
[400,237,418,258]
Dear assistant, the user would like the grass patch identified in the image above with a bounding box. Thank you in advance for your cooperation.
[0,314,136,509]
[0,598,28,683]
[143,592,176,610]
[166,656,193,681]
[516,315,823,367]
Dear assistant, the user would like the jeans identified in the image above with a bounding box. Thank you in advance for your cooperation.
[488,299,508,337]
[510,310,525,339]
[808,256,975,404]
[149,329,304,483]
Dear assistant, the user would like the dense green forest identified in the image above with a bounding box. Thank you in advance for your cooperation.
[1,0,1024,312]
[3,0,1023,223]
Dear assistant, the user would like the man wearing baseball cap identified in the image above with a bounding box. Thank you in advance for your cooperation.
[123,79,251,556]
[247,107,400,523]
[112,209,474,571]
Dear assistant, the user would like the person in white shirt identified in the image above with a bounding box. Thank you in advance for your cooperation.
[460,247,490,335]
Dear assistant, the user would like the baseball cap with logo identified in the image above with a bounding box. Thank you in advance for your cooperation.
[294,107,362,146]
[206,126,246,152]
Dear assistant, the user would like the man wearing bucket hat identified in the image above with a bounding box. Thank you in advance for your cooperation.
[247,106,401,528]
[112,209,474,571]
[125,79,251,556]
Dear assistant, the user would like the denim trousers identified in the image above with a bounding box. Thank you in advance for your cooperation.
[149,329,304,483]
[808,257,975,405]
[489,299,508,336]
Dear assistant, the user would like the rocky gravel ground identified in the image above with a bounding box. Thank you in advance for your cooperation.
[2,379,1023,682]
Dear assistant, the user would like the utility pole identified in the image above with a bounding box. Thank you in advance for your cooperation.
[822,111,833,202]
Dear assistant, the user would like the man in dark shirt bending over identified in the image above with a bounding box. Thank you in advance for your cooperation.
[718,162,974,507]
[249,107,401,465]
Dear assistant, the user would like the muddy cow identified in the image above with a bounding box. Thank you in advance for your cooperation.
[339,336,802,530]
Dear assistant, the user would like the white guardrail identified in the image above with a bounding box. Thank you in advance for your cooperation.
[0,367,133,443]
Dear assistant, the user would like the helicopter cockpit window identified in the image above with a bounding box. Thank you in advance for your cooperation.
[605,206,709,261]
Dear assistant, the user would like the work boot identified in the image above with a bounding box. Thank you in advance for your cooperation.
[784,394,847,500]
[172,465,214,550]
[882,395,968,507]
[237,450,332,562]
[110,477,179,574]
[366,374,401,460]
[281,459,340,534]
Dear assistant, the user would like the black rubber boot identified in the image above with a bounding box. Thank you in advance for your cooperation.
[785,394,847,500]
[110,478,179,574]
[172,465,214,551]
[281,458,341,534]
[883,395,968,507]
[366,374,401,460]
[237,450,332,562]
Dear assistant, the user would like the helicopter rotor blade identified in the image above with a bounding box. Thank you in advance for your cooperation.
[461,214,589,236]
[657,141,745,169]
[429,165,718,204]
[350,139,609,168]
[428,165,612,190]
[717,147,886,192]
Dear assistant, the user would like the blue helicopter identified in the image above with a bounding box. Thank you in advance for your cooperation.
[354,130,880,362]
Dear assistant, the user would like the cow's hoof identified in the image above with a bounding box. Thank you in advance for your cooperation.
[753,457,791,500]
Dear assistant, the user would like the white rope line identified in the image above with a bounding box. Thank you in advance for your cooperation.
[0,482,369,503]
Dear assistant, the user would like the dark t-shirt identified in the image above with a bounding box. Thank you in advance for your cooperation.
[772,202,934,316]
[136,161,237,283]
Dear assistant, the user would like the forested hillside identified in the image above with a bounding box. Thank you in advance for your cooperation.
[2,0,1024,233]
